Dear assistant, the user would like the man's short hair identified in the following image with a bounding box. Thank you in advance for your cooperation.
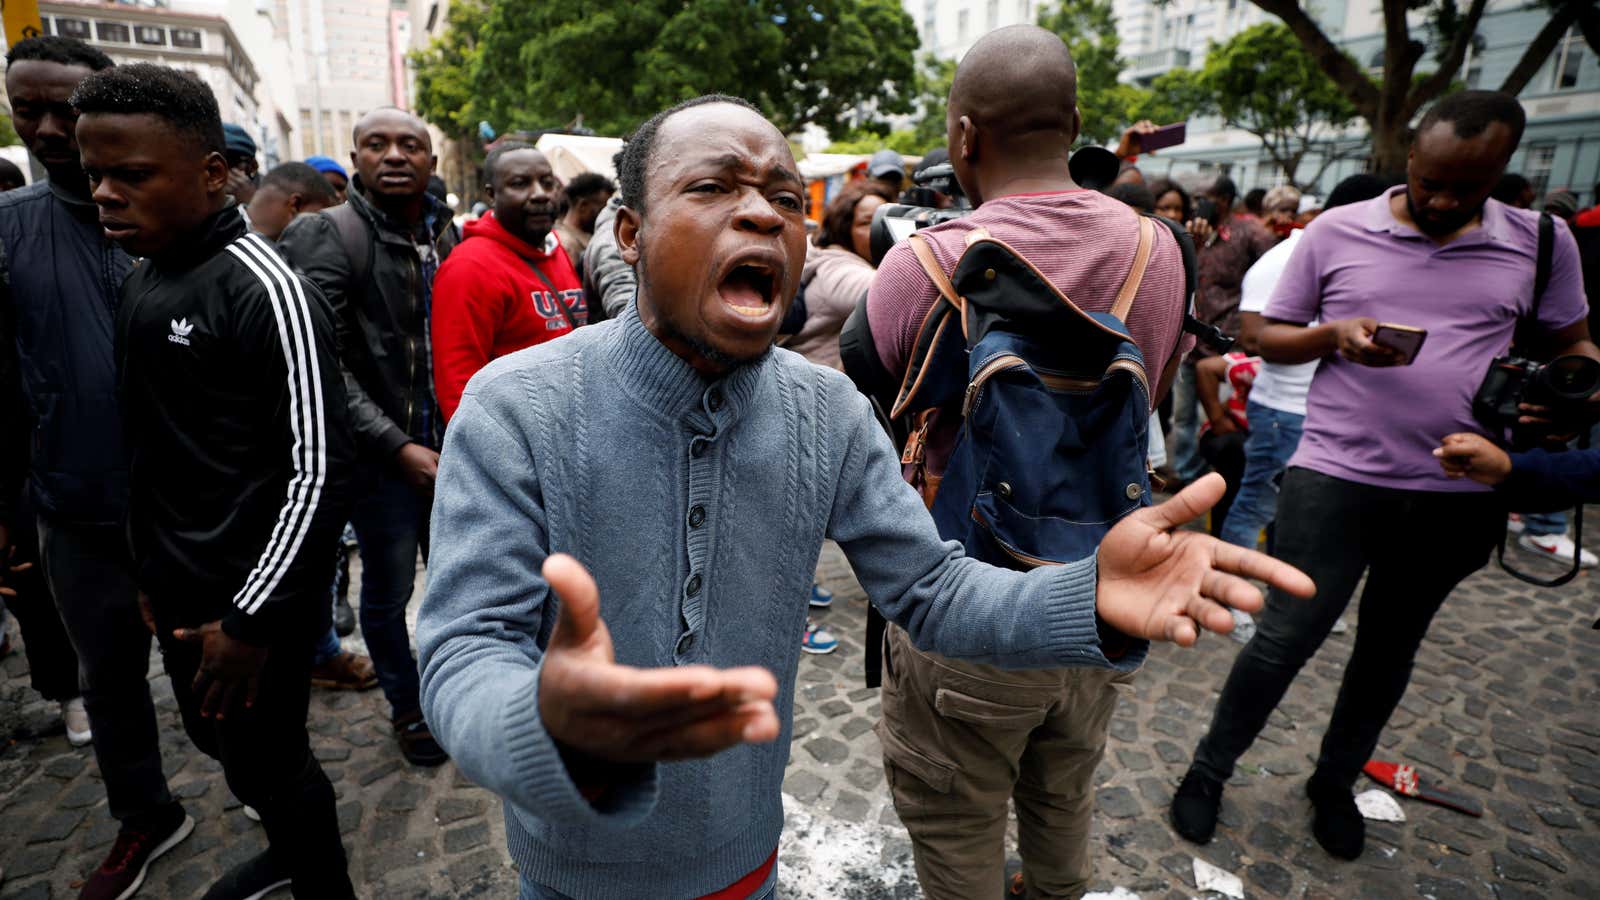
[483,140,535,186]
[1491,172,1531,205]
[1243,187,1266,216]
[565,172,615,204]
[1107,181,1154,214]
[1209,176,1238,203]
[262,162,338,205]
[617,94,760,212]
[69,63,225,155]
[5,35,114,71]
[1417,90,1526,152]
[1325,173,1396,209]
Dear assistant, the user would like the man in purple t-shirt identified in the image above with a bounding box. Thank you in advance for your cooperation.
[1170,91,1596,861]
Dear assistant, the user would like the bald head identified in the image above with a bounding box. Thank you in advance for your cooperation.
[350,105,436,207]
[353,106,430,149]
[949,26,1078,150]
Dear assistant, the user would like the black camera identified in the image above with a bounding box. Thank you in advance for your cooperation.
[1473,354,1600,450]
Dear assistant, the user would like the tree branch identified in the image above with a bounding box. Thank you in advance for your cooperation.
[1409,0,1491,113]
[1498,2,1581,97]
[1580,4,1600,57]
[1247,0,1379,117]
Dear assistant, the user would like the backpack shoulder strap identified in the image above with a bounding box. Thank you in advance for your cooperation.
[324,202,372,286]
[908,233,960,310]
[1110,214,1156,322]
[1533,211,1554,317]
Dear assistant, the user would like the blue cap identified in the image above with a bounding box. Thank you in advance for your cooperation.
[304,155,348,178]
[222,123,257,157]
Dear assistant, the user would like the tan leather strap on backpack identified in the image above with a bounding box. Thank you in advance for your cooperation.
[1110,214,1155,322]
[908,233,961,310]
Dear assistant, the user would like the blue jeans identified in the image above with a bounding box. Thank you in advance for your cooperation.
[349,472,429,718]
[1522,509,1567,537]
[1219,400,1305,549]
[1168,361,1206,480]
[517,867,777,899]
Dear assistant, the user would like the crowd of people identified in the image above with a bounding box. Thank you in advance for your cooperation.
[0,21,1595,900]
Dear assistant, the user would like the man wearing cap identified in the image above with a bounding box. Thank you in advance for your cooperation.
[305,155,350,202]
[222,123,260,211]
[869,148,905,195]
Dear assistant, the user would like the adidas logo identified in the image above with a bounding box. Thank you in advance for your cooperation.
[168,317,194,346]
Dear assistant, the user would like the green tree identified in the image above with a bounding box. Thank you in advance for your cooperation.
[1038,0,1154,146]
[1245,0,1600,172]
[1186,23,1360,188]
[458,0,919,137]
[0,116,18,147]
[908,54,956,151]
[410,0,488,193]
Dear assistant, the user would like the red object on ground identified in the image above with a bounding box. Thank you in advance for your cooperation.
[1363,760,1484,817]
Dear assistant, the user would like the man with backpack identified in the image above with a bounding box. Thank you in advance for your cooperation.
[862,26,1192,899]
[1171,91,1596,862]
[278,106,457,767]
[432,142,585,422]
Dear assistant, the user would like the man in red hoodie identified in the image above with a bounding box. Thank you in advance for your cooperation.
[433,142,586,420]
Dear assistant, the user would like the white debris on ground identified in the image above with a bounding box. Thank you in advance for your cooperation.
[1082,887,1143,900]
[776,793,922,899]
[1355,788,1407,822]
[1192,857,1245,899]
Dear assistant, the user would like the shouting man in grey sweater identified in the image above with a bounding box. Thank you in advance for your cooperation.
[416,95,1314,900]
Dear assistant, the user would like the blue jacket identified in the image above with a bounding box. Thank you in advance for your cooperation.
[0,180,134,525]
[1504,446,1600,511]
[416,304,1142,899]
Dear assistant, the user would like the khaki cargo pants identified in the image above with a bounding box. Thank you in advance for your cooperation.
[878,624,1130,900]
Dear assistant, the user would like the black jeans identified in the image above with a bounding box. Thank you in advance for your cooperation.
[1192,467,1502,788]
[4,509,80,702]
[154,598,355,898]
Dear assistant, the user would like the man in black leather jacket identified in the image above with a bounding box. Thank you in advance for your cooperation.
[278,106,457,766]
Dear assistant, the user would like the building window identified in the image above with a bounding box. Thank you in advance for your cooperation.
[171,27,202,49]
[1526,144,1557,197]
[39,17,52,34]
[1550,26,1583,91]
[987,0,998,30]
[1017,0,1031,22]
[958,9,969,41]
[135,25,166,45]
[96,21,131,42]
[56,17,91,39]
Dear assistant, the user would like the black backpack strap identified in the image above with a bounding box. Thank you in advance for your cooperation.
[324,203,373,286]
[521,257,583,329]
[1534,211,1554,319]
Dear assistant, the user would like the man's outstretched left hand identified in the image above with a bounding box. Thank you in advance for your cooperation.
[173,620,269,720]
[1096,473,1315,646]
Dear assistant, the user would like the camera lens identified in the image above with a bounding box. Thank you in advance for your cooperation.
[1541,355,1600,400]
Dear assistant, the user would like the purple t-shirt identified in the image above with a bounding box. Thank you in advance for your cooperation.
[1265,187,1589,491]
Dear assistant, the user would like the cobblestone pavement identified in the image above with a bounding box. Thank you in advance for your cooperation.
[3,530,1599,899]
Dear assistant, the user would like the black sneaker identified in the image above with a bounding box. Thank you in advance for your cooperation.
[1307,775,1364,860]
[199,850,290,900]
[1170,768,1224,844]
[394,710,449,767]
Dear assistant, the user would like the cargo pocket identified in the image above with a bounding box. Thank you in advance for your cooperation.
[933,687,1050,731]
[879,720,956,796]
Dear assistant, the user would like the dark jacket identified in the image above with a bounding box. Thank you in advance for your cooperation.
[1503,447,1600,512]
[117,207,353,644]
[0,180,135,526]
[277,179,458,460]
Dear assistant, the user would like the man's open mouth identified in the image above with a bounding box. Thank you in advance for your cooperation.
[716,255,780,318]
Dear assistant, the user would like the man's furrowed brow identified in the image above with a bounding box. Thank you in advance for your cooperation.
[698,153,803,188]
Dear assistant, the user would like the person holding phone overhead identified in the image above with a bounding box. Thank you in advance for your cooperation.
[1169,91,1598,862]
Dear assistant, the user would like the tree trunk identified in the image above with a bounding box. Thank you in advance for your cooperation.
[1371,121,1411,176]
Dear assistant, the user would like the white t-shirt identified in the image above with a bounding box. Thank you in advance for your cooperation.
[1239,229,1317,416]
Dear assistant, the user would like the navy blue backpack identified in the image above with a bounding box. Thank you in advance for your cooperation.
[891,214,1159,569]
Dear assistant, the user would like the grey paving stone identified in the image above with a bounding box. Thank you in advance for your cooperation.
[1095,786,1139,819]
[357,758,402,786]
[803,736,848,765]
[1506,837,1567,873]
[26,809,85,844]
[435,797,487,825]
[443,822,490,854]
[41,755,86,780]
[378,779,426,813]
[829,790,871,823]
[782,770,827,802]
[839,716,874,740]
[4,845,62,879]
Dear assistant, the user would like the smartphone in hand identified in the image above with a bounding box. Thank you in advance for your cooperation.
[1371,323,1427,365]
[1135,122,1187,153]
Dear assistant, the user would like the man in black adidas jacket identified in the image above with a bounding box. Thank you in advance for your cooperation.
[73,64,356,899]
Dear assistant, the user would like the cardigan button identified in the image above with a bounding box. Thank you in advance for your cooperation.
[686,573,703,597]
[688,505,706,528]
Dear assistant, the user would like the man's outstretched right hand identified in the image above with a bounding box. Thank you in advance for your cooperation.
[538,554,780,765]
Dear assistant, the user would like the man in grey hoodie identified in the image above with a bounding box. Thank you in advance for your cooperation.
[417,95,1313,900]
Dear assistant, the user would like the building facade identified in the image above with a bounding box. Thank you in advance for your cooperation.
[278,0,409,164]
[35,0,285,157]
[905,0,1600,204]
